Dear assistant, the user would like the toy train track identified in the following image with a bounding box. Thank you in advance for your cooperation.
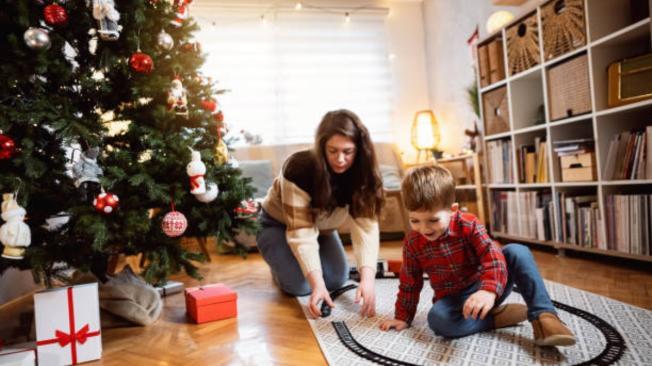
[329,282,626,366]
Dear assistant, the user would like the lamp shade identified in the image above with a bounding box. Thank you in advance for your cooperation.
[410,110,440,150]
[486,10,514,34]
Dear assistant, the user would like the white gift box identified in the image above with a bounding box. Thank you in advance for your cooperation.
[34,283,102,366]
[0,342,35,366]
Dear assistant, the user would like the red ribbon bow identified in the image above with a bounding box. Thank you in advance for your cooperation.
[190,174,204,190]
[36,287,101,365]
[51,324,97,347]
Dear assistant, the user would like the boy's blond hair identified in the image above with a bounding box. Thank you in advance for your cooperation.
[401,164,456,211]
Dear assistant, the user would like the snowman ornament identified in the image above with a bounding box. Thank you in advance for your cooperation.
[0,194,31,260]
[186,148,218,202]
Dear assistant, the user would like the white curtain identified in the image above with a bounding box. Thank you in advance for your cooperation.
[194,6,393,145]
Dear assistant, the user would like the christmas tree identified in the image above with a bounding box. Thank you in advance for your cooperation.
[0,0,256,286]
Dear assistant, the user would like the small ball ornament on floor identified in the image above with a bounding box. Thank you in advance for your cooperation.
[24,27,51,50]
[0,134,16,160]
[93,192,119,214]
[43,4,68,26]
[129,52,154,74]
[161,210,187,237]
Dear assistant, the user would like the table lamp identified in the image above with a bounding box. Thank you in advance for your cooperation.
[410,109,442,163]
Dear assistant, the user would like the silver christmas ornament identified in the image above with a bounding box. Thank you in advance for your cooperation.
[24,27,51,50]
[157,30,174,51]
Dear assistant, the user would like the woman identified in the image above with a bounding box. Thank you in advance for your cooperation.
[257,109,384,318]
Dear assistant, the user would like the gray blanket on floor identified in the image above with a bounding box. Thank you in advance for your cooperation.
[98,267,163,327]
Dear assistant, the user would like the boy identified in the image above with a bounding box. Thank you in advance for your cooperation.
[379,165,575,346]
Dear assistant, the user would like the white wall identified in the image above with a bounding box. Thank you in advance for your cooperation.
[385,1,431,163]
[422,0,538,155]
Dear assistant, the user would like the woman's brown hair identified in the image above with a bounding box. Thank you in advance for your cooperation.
[312,109,384,218]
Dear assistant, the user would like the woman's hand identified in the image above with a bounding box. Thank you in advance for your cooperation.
[463,289,496,320]
[355,266,376,317]
[379,319,408,331]
[306,270,334,318]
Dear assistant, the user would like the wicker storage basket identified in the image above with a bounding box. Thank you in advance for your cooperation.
[547,54,591,121]
[487,38,506,83]
[541,0,586,60]
[482,86,510,135]
[477,44,491,88]
[506,13,541,75]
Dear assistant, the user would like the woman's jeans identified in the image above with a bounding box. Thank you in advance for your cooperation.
[256,209,349,296]
[428,243,557,338]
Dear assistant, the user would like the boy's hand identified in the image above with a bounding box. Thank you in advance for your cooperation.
[379,319,408,331]
[463,290,496,320]
[356,266,376,317]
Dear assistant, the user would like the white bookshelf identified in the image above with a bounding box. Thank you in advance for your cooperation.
[476,0,652,262]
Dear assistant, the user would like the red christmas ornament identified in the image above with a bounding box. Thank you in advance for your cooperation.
[0,134,16,160]
[181,42,201,53]
[235,199,258,218]
[161,211,188,237]
[201,99,217,112]
[213,111,224,123]
[93,192,119,214]
[43,4,68,26]
[129,52,154,74]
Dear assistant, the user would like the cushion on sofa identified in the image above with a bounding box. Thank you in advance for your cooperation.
[379,164,401,190]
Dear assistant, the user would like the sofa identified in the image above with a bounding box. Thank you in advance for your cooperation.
[233,142,410,241]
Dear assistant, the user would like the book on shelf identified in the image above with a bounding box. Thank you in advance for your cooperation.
[603,129,650,180]
[553,139,594,155]
[490,190,554,241]
[605,194,651,256]
[557,193,602,248]
[487,139,513,183]
[518,139,548,183]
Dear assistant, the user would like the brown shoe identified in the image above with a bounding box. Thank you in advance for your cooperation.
[492,303,527,329]
[531,312,576,347]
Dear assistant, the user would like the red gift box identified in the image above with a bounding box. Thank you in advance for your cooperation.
[388,259,402,274]
[185,284,237,324]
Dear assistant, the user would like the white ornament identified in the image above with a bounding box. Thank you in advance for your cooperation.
[196,182,218,203]
[157,30,174,51]
[161,210,188,237]
[24,27,51,50]
[186,149,206,195]
[167,78,188,117]
[92,0,121,41]
[0,194,32,260]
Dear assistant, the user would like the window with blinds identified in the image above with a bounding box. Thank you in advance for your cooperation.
[195,7,393,145]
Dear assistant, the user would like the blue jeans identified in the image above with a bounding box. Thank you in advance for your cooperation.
[256,209,349,296]
[427,243,556,338]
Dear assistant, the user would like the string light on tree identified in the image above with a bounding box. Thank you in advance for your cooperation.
[295,2,302,10]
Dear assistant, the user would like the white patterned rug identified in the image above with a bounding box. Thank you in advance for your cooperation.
[297,279,652,365]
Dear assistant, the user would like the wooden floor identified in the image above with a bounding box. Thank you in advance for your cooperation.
[2,239,651,365]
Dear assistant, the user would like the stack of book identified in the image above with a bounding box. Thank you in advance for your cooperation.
[518,137,549,183]
[605,194,651,255]
[487,139,513,183]
[603,127,651,180]
[490,190,554,240]
[552,138,594,157]
[556,193,603,248]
